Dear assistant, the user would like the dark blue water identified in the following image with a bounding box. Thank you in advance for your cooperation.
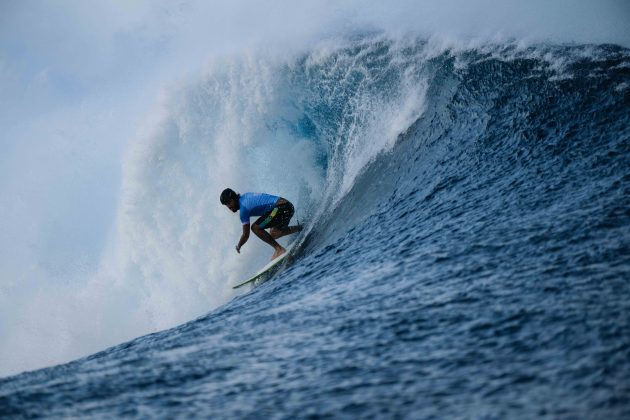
[2,38,629,418]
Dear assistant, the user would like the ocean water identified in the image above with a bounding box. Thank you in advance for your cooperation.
[1,36,629,418]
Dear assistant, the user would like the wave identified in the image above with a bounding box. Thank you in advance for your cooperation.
[2,33,628,391]
[116,35,629,307]
[2,33,630,416]
[97,33,630,365]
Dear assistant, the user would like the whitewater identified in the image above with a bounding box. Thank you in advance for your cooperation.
[1,1,629,418]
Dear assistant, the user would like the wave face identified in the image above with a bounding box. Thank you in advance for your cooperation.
[2,36,629,417]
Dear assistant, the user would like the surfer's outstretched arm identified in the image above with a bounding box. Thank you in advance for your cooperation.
[235,223,250,253]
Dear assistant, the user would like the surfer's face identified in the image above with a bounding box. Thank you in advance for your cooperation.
[225,199,239,212]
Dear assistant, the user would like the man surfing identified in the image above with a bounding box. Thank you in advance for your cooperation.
[220,188,302,260]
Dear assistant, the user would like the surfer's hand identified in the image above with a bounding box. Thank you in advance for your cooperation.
[235,245,241,253]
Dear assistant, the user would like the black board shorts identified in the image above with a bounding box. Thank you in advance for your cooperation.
[254,201,294,230]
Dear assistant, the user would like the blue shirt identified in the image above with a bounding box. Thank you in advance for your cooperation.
[239,192,280,225]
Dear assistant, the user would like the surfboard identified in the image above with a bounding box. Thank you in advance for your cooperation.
[232,242,296,289]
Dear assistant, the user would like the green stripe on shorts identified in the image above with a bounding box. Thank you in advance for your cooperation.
[258,207,278,228]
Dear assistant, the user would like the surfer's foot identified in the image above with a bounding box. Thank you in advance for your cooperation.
[271,246,286,260]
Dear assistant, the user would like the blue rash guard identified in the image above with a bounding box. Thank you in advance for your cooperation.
[239,192,280,225]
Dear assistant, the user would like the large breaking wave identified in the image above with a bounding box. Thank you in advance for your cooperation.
[2,31,629,416]
[112,34,629,327]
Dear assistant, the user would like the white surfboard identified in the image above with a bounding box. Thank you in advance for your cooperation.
[232,242,296,289]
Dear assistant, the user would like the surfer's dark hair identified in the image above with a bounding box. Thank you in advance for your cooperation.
[220,188,239,204]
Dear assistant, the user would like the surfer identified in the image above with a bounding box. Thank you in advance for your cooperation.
[220,188,302,260]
